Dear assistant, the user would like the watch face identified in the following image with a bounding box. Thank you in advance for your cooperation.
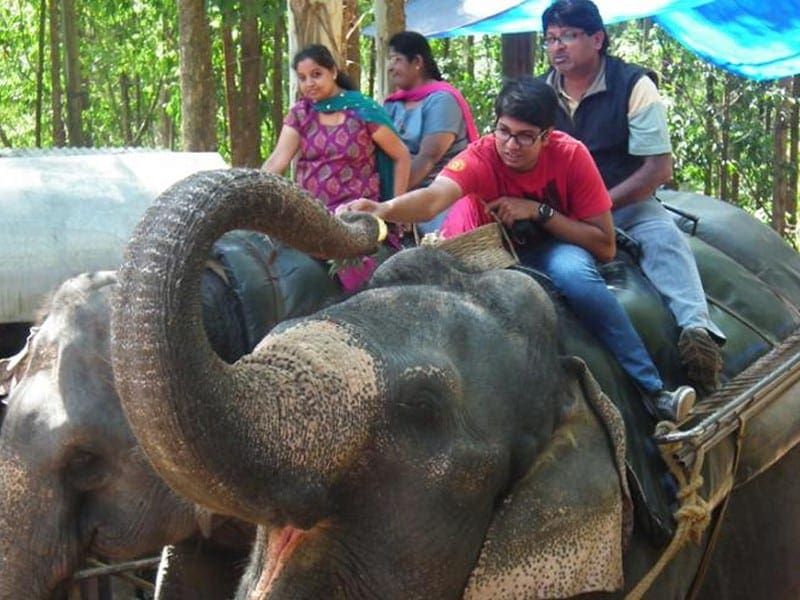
[539,203,554,220]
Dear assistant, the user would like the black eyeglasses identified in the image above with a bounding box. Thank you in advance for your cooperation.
[494,127,546,148]
[543,30,586,48]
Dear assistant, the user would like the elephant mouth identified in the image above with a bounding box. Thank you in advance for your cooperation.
[253,525,309,595]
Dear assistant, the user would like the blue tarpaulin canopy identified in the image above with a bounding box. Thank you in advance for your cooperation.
[379,0,800,81]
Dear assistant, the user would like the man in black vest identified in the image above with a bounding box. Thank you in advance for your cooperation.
[540,0,726,395]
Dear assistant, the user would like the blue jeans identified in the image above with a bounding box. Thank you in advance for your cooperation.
[613,197,725,342]
[517,239,664,393]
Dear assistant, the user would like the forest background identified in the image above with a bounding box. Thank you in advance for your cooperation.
[1,0,797,246]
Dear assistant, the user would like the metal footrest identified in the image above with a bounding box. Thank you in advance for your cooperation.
[654,328,800,470]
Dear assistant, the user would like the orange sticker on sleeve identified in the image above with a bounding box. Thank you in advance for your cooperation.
[446,158,466,172]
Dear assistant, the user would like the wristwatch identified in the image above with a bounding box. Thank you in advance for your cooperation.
[537,202,555,224]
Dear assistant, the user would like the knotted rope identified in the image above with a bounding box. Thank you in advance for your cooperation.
[625,420,712,599]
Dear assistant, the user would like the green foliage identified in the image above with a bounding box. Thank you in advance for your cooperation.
[608,19,797,229]
[0,0,44,144]
[0,0,180,148]
[0,3,796,242]
[429,36,502,134]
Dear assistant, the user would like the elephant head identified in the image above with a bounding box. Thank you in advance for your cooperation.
[111,169,625,599]
[0,272,236,599]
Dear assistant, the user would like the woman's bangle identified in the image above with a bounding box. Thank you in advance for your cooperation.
[374,216,388,243]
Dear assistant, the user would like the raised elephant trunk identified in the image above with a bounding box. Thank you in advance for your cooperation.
[112,169,384,526]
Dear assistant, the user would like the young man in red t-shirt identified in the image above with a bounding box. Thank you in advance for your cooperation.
[341,76,694,422]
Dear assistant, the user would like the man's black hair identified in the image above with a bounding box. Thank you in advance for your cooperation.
[494,76,558,130]
[541,0,610,54]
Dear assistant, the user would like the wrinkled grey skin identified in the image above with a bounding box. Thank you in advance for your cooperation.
[0,272,248,599]
[110,170,568,599]
[111,169,800,600]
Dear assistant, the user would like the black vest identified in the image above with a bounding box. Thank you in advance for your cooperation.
[546,57,651,190]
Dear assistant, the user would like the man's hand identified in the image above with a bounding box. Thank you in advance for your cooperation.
[485,196,537,227]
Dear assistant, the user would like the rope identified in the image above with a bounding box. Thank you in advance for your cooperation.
[686,417,746,599]
[625,421,712,600]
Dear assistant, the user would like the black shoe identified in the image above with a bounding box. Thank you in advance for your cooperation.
[678,327,723,394]
[648,386,696,422]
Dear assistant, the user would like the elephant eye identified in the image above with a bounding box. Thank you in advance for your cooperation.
[396,388,446,431]
[65,450,108,491]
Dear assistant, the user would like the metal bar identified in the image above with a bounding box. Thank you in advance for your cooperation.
[73,557,161,580]
[674,363,800,466]
[655,349,800,447]
[659,200,700,236]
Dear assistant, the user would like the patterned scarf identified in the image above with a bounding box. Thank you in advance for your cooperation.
[314,90,398,201]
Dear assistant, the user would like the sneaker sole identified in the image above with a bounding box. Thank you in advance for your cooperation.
[678,328,722,392]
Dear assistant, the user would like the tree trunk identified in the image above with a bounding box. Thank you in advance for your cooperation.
[0,124,11,147]
[222,21,242,162]
[239,0,262,167]
[156,85,175,149]
[373,0,405,100]
[120,72,133,145]
[720,74,732,201]
[789,75,799,239]
[61,0,84,146]
[288,0,344,100]
[501,33,534,78]
[772,77,793,236]
[222,4,262,168]
[703,72,716,196]
[177,0,217,151]
[49,0,66,146]
[342,0,361,86]
[35,0,47,147]
[367,35,376,98]
[465,36,475,79]
[270,7,285,148]
[730,143,740,206]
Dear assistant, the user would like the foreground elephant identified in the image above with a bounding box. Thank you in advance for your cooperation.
[111,169,800,599]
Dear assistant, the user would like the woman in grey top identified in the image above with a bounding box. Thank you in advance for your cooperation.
[384,31,478,234]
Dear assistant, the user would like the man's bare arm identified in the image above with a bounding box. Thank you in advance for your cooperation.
[608,153,672,208]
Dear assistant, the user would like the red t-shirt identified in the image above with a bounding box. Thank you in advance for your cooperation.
[439,131,611,236]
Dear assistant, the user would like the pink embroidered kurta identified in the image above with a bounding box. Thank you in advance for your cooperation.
[285,98,380,212]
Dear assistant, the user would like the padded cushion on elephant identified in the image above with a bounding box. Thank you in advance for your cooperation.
[210,230,341,352]
[661,190,800,311]
[463,357,631,599]
[514,193,800,547]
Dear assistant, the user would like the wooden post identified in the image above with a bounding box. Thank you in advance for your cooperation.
[501,32,534,78]
[373,0,405,101]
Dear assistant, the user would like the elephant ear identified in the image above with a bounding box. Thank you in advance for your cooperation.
[0,326,38,398]
[464,357,632,600]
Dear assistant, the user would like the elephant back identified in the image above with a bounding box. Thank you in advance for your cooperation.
[539,192,800,545]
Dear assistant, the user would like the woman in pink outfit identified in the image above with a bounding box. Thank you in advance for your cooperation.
[383,31,478,235]
[263,44,410,290]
